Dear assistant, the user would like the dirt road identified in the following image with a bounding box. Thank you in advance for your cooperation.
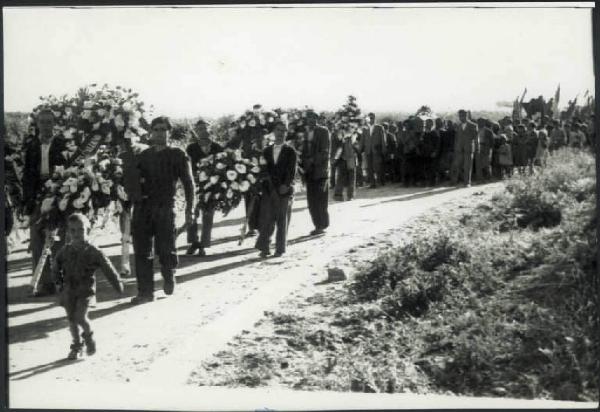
[9,181,593,409]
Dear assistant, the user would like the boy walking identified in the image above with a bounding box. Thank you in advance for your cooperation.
[53,213,125,360]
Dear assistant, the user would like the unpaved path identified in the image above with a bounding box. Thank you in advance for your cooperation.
[11,182,594,409]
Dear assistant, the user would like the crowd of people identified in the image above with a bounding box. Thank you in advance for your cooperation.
[12,105,596,360]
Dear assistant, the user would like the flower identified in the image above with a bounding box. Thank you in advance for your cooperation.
[116,201,124,214]
[91,180,99,191]
[80,187,92,202]
[221,182,228,189]
[230,181,240,191]
[97,108,106,117]
[226,170,238,181]
[234,163,247,174]
[226,188,234,199]
[73,198,85,209]
[259,156,267,165]
[204,192,211,202]
[58,196,70,211]
[215,163,226,170]
[101,181,113,195]
[83,100,94,109]
[117,185,128,201]
[81,110,92,120]
[114,114,125,130]
[124,129,135,140]
[214,193,221,199]
[249,119,256,127]
[247,174,256,184]
[199,171,208,182]
[216,152,227,160]
[210,175,219,184]
[239,180,250,192]
[250,166,260,174]
[40,196,55,213]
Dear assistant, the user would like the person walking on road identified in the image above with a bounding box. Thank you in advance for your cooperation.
[130,116,195,304]
[451,109,479,187]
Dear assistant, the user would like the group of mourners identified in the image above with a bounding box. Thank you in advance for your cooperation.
[14,106,596,360]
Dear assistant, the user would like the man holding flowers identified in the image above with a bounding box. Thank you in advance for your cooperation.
[130,116,195,304]
[24,108,68,297]
[185,119,223,257]
[255,120,297,258]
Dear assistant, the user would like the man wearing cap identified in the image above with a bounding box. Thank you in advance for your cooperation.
[130,116,195,304]
[361,113,387,188]
[301,111,331,235]
[23,108,68,297]
[186,119,223,257]
[451,109,479,187]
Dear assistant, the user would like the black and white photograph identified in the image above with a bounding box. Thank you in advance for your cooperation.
[2,2,598,410]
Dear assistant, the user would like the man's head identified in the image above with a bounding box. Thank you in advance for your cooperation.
[382,122,389,131]
[150,116,172,146]
[36,109,55,139]
[458,109,467,123]
[306,111,319,129]
[425,119,434,131]
[435,118,444,130]
[272,120,287,144]
[527,121,536,131]
[194,119,211,145]
[367,113,376,125]
[67,213,91,246]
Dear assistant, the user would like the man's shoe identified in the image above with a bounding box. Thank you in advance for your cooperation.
[130,295,154,305]
[310,228,325,236]
[82,332,96,356]
[273,251,284,258]
[67,342,83,360]
[259,250,270,259]
[246,230,257,237]
[186,243,201,255]
[163,276,175,296]
[197,247,207,257]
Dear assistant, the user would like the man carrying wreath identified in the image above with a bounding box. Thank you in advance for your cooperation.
[130,116,195,304]
[23,108,68,297]
[185,119,223,257]
[255,120,297,258]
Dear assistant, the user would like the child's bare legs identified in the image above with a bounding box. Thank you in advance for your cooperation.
[75,297,95,355]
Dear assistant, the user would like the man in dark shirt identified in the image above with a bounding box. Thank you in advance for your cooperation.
[131,116,195,304]
[185,119,223,257]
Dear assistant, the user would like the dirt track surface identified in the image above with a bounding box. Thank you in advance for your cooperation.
[10,181,594,409]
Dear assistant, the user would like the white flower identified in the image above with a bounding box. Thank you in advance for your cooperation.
[210,175,219,184]
[204,192,211,203]
[249,119,256,127]
[73,198,85,209]
[123,128,135,140]
[40,197,55,214]
[91,180,99,191]
[215,162,226,170]
[250,166,260,174]
[251,157,259,165]
[114,114,125,130]
[80,187,91,202]
[117,185,128,201]
[226,188,234,199]
[65,107,73,116]
[58,196,70,211]
[214,193,221,199]
[53,111,61,119]
[101,181,113,195]
[81,110,92,120]
[239,180,250,192]
[221,182,228,189]
[216,152,227,160]
[230,181,240,191]
[93,122,101,131]
[116,201,124,214]
[240,121,246,129]
[247,174,256,184]
[268,117,274,123]
[234,163,247,174]
[226,170,238,181]
[234,150,243,161]
[97,108,107,117]
[83,101,94,109]
[122,101,132,111]
[204,182,212,190]
[199,171,208,182]
[259,156,267,165]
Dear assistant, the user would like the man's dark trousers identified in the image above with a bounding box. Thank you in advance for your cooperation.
[306,178,329,230]
[255,191,293,254]
[132,200,178,297]
[187,207,215,248]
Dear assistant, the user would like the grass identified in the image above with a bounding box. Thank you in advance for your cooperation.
[191,148,598,402]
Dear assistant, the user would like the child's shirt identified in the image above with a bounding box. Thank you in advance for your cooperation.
[53,241,123,298]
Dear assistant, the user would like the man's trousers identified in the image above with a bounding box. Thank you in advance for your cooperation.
[451,148,475,186]
[255,191,293,254]
[187,207,215,248]
[334,162,356,200]
[132,201,178,297]
[306,178,330,230]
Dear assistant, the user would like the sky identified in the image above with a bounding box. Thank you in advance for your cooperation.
[3,4,596,119]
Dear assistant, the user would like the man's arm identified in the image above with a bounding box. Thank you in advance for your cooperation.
[178,150,196,210]
[283,147,298,187]
[313,127,330,170]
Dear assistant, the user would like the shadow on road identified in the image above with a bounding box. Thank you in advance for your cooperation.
[10,358,85,381]
[359,187,458,208]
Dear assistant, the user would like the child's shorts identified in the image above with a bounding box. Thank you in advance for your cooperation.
[58,290,92,317]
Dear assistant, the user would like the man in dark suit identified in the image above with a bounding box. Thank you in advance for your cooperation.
[186,119,223,257]
[361,113,387,188]
[255,121,297,258]
[300,111,330,235]
[451,109,479,187]
[23,109,68,297]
